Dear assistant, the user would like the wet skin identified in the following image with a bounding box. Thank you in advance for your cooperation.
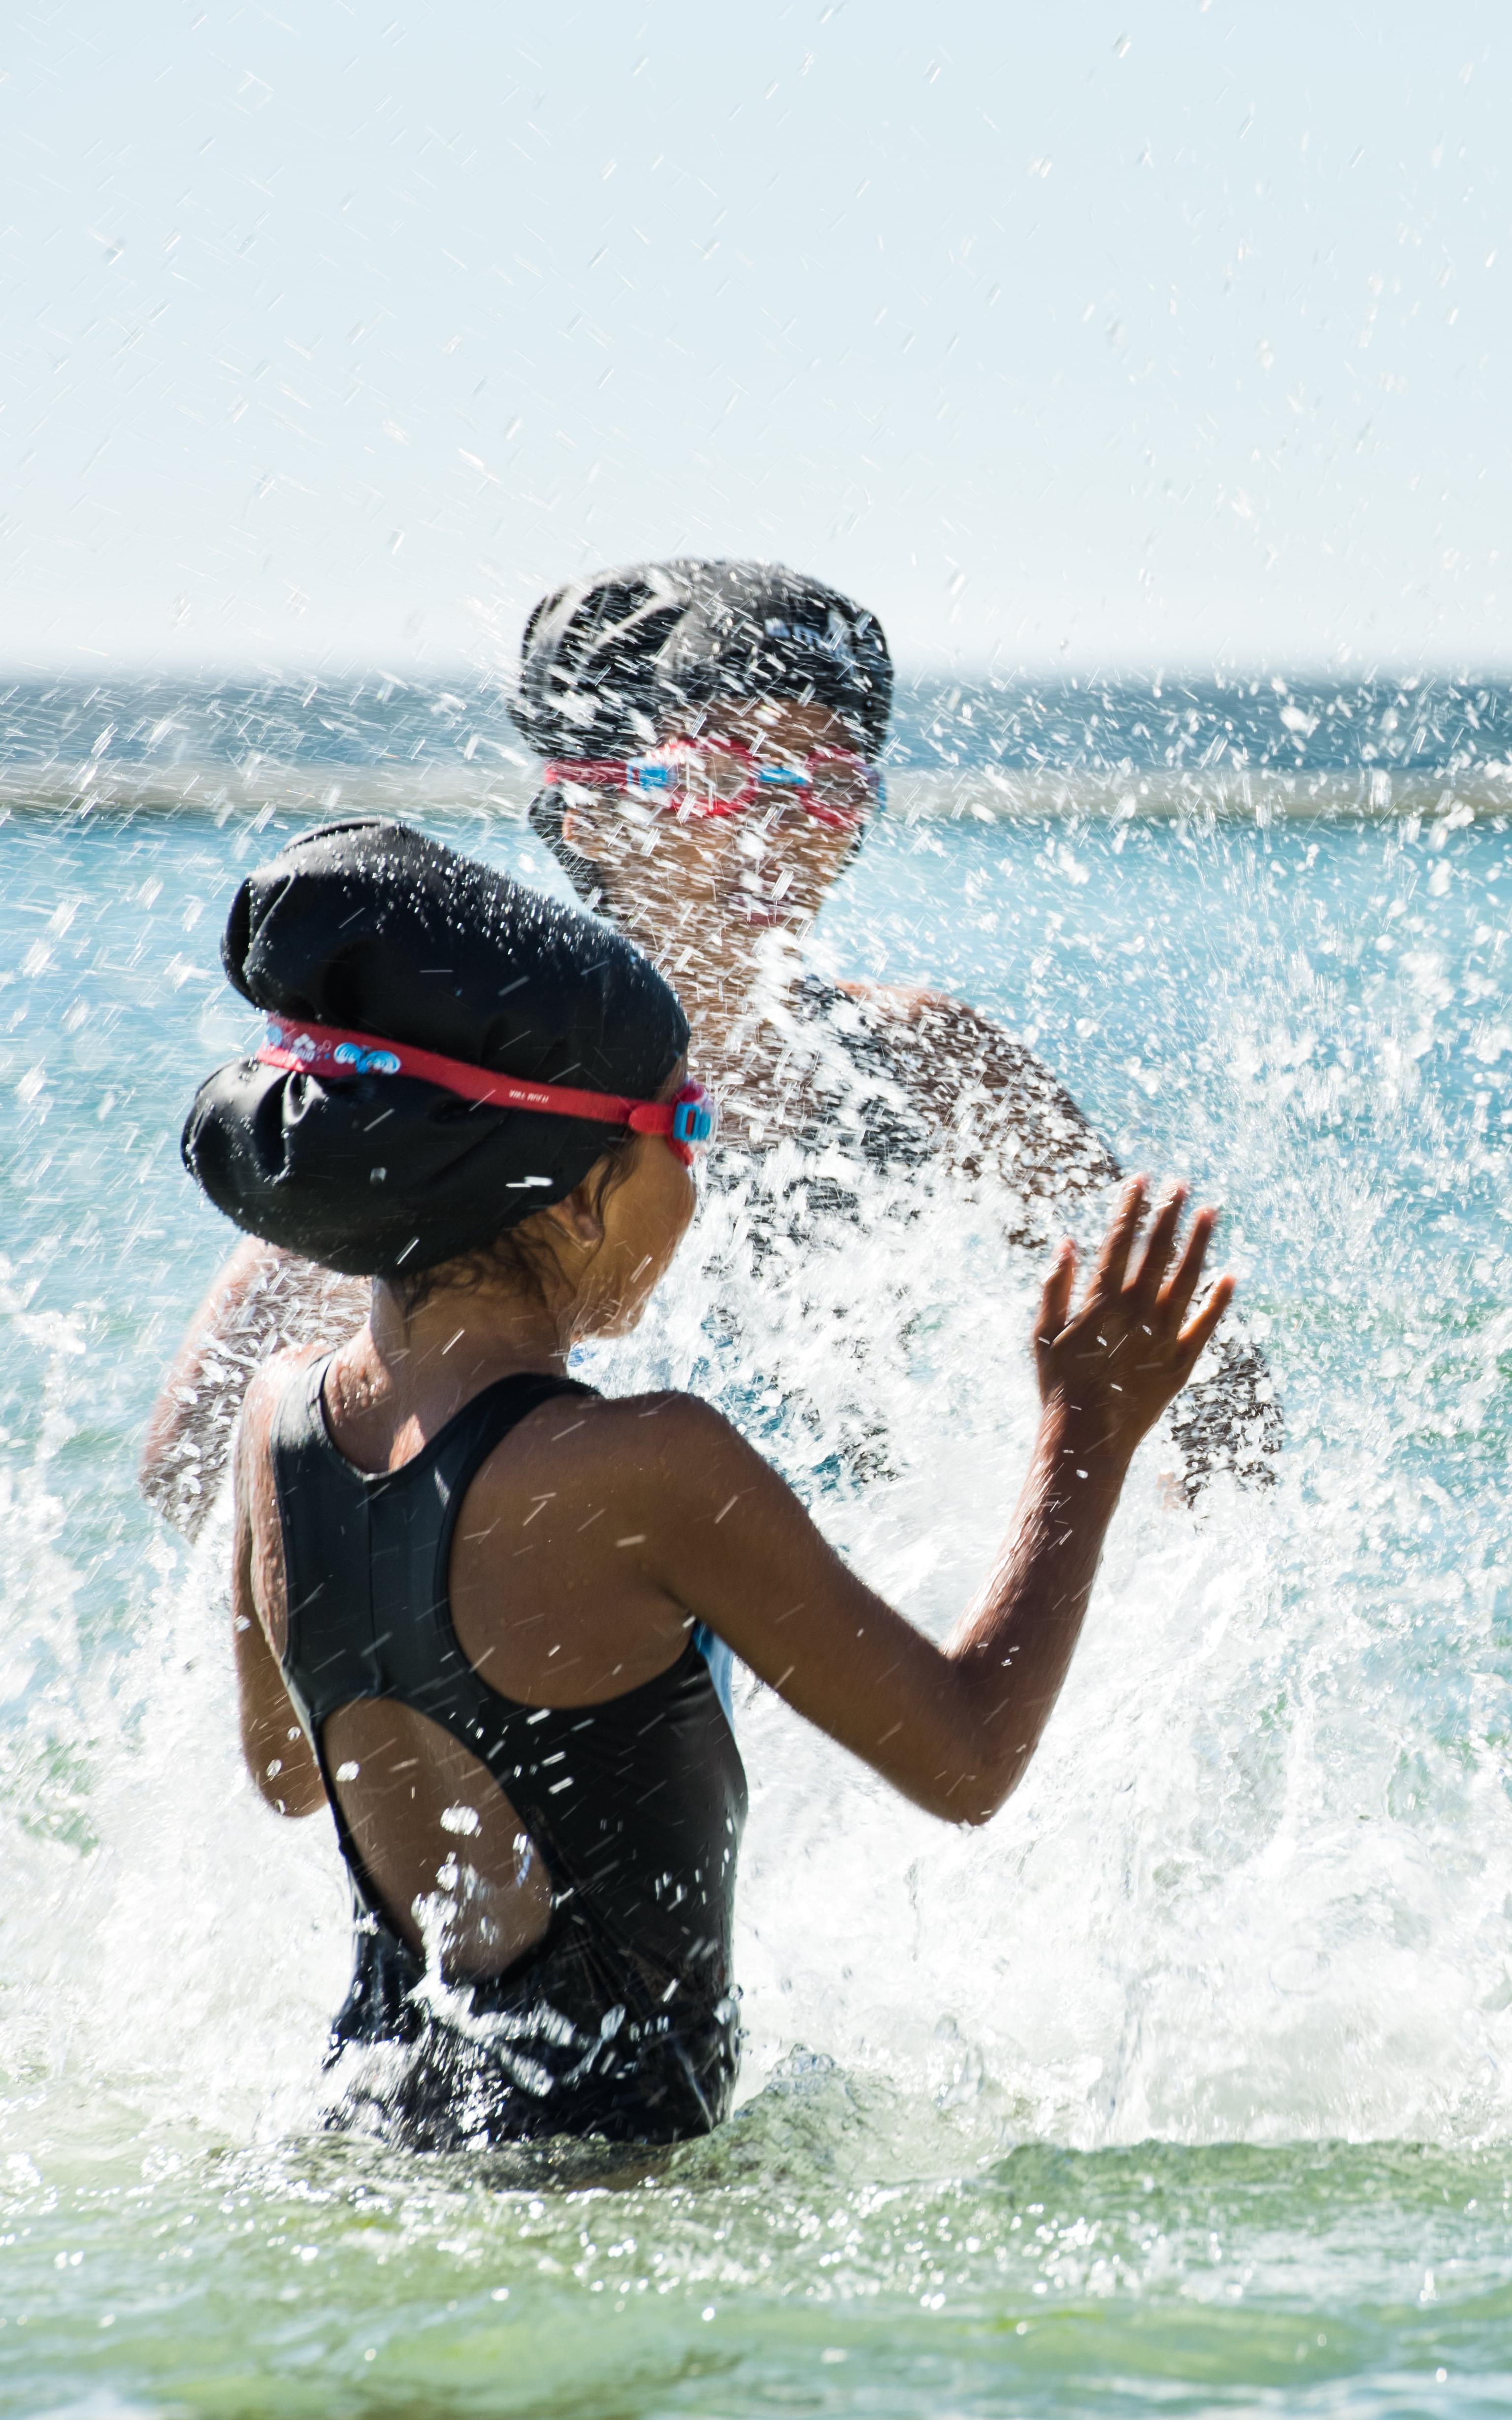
[234,1157,1231,1983]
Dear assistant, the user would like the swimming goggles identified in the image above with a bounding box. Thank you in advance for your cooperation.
[543,737,879,831]
[255,1018,717,1166]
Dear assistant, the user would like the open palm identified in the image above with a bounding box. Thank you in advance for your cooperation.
[1034,1179,1235,1465]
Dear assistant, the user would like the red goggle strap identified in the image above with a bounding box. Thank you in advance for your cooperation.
[542,748,867,788]
[255,1018,705,1153]
[542,760,637,791]
[543,747,873,817]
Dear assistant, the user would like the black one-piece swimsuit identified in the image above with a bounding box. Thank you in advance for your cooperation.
[270,1358,748,2151]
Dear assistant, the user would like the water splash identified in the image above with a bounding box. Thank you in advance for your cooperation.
[2,731,1512,2411]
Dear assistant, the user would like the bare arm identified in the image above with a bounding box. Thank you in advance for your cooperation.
[140,1238,366,1539]
[847,982,1281,1499]
[230,1371,327,1819]
[611,1183,1233,1823]
[1165,1326,1282,1501]
[839,981,1121,1226]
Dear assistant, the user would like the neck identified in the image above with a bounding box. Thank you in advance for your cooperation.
[355,1272,569,1429]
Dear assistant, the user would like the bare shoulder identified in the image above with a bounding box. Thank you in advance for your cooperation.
[835,977,959,1024]
[836,978,1050,1085]
[142,1238,365,1539]
[837,978,1121,1194]
[457,1386,780,1579]
[235,1245,365,1338]
[837,977,1022,1054]
[447,1385,783,1699]
[238,1344,325,1463]
[501,1385,756,1499]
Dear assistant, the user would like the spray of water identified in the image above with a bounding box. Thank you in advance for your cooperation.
[7,797,1508,2165]
[2,719,1512,2413]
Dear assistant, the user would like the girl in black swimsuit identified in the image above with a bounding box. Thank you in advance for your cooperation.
[194,816,1234,2150]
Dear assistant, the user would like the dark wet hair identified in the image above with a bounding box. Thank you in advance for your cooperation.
[182,817,689,1277]
[511,558,892,902]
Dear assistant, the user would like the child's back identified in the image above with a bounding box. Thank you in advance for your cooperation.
[243,1352,744,2143]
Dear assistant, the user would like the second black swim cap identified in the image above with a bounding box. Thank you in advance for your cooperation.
[182,818,689,1277]
[512,558,893,765]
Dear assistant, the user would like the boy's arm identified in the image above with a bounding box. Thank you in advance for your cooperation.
[847,982,1282,1497]
[141,1238,366,1539]
[840,982,1120,1225]
[1166,1327,1283,1502]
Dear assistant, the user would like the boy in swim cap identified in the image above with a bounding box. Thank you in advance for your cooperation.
[196,815,1235,2147]
[516,559,1277,1499]
[519,561,1076,1153]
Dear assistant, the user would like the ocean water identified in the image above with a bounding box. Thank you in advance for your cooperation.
[2,675,1512,2417]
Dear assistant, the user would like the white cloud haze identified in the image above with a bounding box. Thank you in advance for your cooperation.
[5,0,1507,673]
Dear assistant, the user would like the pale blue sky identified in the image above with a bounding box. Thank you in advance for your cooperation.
[5,1,1507,672]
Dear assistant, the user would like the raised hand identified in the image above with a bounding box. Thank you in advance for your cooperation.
[506,1174,1240,1834]
[1032,1178,1234,1468]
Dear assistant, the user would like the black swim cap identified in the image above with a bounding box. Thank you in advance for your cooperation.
[182,818,689,1277]
[513,559,892,890]
[514,559,892,759]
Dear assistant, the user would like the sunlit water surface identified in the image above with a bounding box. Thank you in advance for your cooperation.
[3,686,1512,2417]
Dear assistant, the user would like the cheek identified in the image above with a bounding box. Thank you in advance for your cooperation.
[813,814,860,872]
[773,825,852,896]
[688,828,747,887]
[627,827,731,898]
[670,1161,697,1245]
[614,1155,695,1281]
[644,1155,695,1255]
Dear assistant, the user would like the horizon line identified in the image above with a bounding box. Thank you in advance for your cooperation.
[3,656,1512,690]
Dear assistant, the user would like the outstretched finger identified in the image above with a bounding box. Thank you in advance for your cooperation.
[1177,1271,1236,1369]
[1035,1239,1077,1347]
[1088,1177,1148,1301]
[1130,1184,1188,1301]
[1160,1204,1217,1328]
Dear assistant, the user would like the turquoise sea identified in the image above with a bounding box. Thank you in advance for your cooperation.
[3,673,1512,2417]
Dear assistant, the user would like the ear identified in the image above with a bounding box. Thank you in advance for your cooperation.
[537,1172,609,1254]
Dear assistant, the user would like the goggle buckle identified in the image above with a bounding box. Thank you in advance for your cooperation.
[671,1094,714,1147]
